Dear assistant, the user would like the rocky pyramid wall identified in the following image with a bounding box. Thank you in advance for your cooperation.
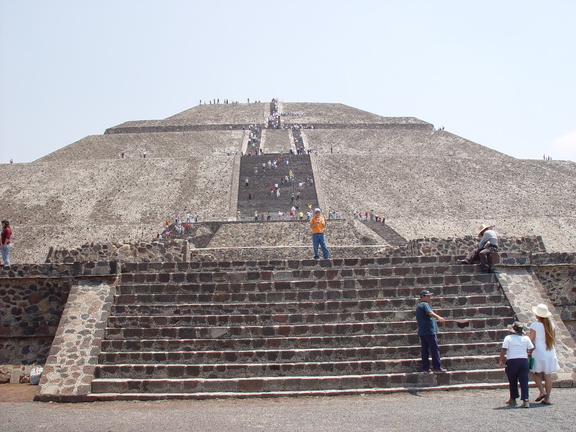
[1,101,575,265]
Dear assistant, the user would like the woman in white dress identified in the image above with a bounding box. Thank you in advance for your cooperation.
[529,303,559,404]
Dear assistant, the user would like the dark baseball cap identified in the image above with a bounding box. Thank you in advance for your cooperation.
[420,290,433,297]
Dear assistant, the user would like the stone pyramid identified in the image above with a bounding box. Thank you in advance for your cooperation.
[0,100,575,264]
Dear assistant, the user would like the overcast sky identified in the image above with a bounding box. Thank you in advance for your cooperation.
[1,0,575,163]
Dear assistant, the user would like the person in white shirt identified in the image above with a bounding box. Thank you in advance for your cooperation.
[499,321,534,408]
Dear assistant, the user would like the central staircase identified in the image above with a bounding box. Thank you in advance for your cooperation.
[90,256,514,400]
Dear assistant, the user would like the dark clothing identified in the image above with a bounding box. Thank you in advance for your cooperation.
[464,229,499,271]
[416,300,443,371]
[416,302,438,335]
[505,358,530,401]
[420,334,442,371]
[464,246,498,271]
[1,227,11,245]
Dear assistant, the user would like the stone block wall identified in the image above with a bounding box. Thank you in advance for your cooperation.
[0,262,118,383]
[45,240,189,264]
[376,235,546,257]
[531,253,576,340]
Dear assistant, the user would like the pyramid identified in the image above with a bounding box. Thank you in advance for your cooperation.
[0,100,575,264]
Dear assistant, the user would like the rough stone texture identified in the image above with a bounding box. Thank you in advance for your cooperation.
[376,235,546,257]
[35,279,117,402]
[206,219,381,248]
[46,240,188,264]
[495,268,576,386]
[0,277,71,366]
[1,102,574,266]
[532,264,576,340]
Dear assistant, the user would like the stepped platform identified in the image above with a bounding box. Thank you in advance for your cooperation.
[87,256,516,400]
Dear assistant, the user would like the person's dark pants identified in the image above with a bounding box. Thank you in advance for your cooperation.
[419,334,442,371]
[464,246,498,271]
[505,358,530,401]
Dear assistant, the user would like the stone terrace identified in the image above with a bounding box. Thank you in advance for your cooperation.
[1,101,575,266]
[0,156,236,263]
[38,130,246,161]
[310,146,576,252]
[279,102,430,126]
[106,103,270,133]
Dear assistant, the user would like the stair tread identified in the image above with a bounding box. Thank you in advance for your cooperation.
[91,367,503,382]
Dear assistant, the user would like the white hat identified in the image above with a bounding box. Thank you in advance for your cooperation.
[478,224,494,236]
[532,303,552,318]
[314,208,321,212]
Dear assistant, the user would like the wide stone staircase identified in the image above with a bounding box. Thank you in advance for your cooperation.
[89,256,515,400]
[237,153,319,219]
[362,220,408,247]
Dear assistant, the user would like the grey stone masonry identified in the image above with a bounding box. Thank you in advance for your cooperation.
[35,279,117,402]
[495,268,576,386]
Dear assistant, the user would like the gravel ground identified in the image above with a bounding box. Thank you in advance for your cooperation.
[1,386,575,432]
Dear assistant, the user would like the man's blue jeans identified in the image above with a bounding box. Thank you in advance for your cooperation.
[312,233,330,259]
[1,244,11,266]
[419,334,442,371]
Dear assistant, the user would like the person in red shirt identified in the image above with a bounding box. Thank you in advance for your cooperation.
[1,220,12,267]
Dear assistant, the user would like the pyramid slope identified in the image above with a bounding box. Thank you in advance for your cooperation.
[1,101,575,264]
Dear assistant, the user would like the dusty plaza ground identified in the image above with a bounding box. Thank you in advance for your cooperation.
[1,385,575,432]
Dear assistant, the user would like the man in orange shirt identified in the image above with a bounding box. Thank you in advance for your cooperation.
[310,208,330,259]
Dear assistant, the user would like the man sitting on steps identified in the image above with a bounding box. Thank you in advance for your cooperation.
[460,224,499,272]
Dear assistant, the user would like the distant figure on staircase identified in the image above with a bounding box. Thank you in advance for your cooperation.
[310,208,330,259]
[1,220,12,267]
[460,224,499,272]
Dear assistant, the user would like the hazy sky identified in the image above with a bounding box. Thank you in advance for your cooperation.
[1,0,575,163]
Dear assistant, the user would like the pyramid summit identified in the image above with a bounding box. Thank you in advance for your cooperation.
[1,99,575,264]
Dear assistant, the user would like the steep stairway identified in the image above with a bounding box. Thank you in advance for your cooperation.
[89,256,514,400]
[361,220,408,246]
[237,153,318,219]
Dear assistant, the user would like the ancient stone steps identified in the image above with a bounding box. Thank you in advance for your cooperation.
[94,354,498,379]
[236,153,318,217]
[120,255,462,274]
[111,293,508,315]
[103,316,513,340]
[90,255,515,399]
[114,283,500,306]
[120,271,492,287]
[106,306,513,328]
[96,343,500,367]
[117,272,495,292]
[91,368,505,394]
[101,330,508,352]
[361,220,408,246]
[87,380,509,401]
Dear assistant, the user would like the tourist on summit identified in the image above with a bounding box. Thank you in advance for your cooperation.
[416,289,446,373]
[529,303,559,405]
[459,224,499,272]
[1,220,12,267]
[499,321,534,408]
[310,208,329,259]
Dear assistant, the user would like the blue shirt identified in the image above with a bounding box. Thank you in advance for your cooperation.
[416,301,438,335]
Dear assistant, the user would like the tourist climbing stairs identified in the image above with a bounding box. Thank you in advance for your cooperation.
[89,256,515,400]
